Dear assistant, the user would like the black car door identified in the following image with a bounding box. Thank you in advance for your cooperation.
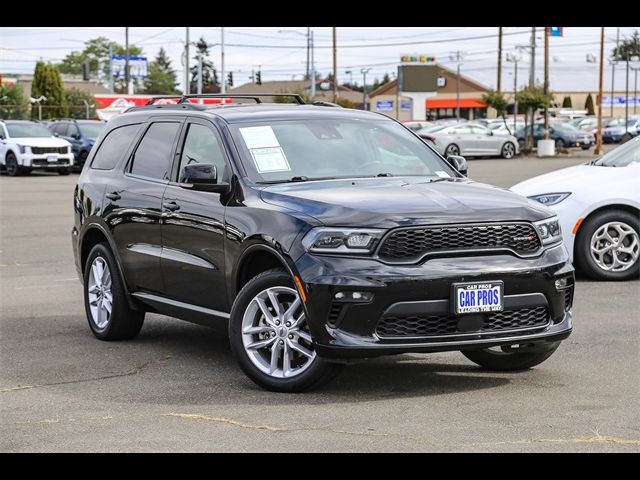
[103,118,183,294]
[160,117,230,312]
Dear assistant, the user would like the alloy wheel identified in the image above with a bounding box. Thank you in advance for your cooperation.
[590,221,639,272]
[502,142,515,159]
[241,286,316,379]
[446,145,459,157]
[87,257,113,329]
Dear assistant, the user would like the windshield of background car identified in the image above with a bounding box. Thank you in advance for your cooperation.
[595,137,640,167]
[230,118,456,183]
[6,122,53,138]
[553,123,580,132]
[79,123,105,140]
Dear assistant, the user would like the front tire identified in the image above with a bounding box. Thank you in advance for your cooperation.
[5,153,21,176]
[83,243,144,340]
[555,138,565,150]
[229,269,343,392]
[462,342,561,371]
[445,144,460,157]
[501,141,516,159]
[575,210,640,280]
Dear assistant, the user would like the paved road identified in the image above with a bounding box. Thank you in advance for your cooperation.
[1,156,638,452]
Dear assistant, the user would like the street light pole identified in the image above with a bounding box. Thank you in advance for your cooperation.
[595,27,605,155]
[507,53,520,135]
[332,27,338,103]
[221,27,226,95]
[450,51,464,121]
[543,27,549,140]
[125,27,130,94]
[610,27,620,117]
[108,45,114,93]
[306,27,311,80]
[625,58,629,135]
[310,30,316,100]
[185,27,190,94]
[360,68,371,110]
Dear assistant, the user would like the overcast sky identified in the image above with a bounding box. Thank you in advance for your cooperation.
[1,27,638,92]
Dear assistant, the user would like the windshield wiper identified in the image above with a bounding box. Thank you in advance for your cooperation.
[258,176,334,185]
[429,176,457,183]
[376,172,393,177]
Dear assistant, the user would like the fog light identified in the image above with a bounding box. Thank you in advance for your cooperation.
[333,291,374,303]
[555,278,568,290]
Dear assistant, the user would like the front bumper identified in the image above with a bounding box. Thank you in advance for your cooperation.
[296,244,574,359]
[19,153,74,168]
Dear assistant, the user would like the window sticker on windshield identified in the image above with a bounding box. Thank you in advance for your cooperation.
[239,126,280,149]
[250,146,291,173]
[435,170,451,178]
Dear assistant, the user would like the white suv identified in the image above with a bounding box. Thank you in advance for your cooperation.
[0,120,74,176]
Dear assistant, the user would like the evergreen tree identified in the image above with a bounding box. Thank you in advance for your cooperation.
[189,37,219,94]
[31,62,67,119]
[144,48,179,94]
[381,73,391,85]
[585,93,595,116]
[613,30,640,61]
[562,96,573,108]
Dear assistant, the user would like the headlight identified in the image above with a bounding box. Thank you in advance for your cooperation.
[528,192,571,206]
[301,228,384,254]
[17,144,27,154]
[533,216,562,246]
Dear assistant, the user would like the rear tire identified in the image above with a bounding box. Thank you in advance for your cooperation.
[462,342,561,371]
[229,268,343,392]
[83,243,144,340]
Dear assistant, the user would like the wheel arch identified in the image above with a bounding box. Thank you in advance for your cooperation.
[573,203,640,258]
[233,244,299,301]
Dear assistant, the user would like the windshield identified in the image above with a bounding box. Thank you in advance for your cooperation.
[79,122,105,140]
[607,118,635,127]
[230,118,456,183]
[6,122,52,138]
[594,137,640,167]
[553,123,580,132]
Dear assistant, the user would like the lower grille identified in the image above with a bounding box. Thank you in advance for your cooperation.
[563,287,573,312]
[327,303,344,327]
[376,306,549,338]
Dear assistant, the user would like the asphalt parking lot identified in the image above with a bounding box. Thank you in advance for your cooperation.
[1,152,638,452]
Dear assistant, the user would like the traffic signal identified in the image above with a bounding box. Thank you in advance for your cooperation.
[256,70,262,85]
[227,72,233,87]
[82,61,90,81]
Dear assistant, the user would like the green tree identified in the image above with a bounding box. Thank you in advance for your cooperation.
[562,96,573,108]
[381,72,391,85]
[516,85,554,151]
[189,37,219,94]
[585,93,595,115]
[65,88,98,119]
[31,62,67,119]
[0,82,29,119]
[482,90,511,133]
[613,30,640,61]
[144,48,179,94]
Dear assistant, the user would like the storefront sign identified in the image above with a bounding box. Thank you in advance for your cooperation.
[400,55,436,64]
[376,100,394,111]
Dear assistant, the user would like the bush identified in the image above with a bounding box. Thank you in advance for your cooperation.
[0,82,29,119]
[65,88,98,119]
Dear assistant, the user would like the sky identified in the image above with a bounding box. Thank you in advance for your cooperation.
[1,27,639,92]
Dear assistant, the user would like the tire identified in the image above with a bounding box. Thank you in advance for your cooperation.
[58,168,71,175]
[501,141,516,159]
[76,150,89,170]
[5,152,21,177]
[229,268,343,392]
[621,133,632,143]
[83,243,144,340]
[462,341,561,371]
[554,138,565,150]
[574,209,640,281]
[580,144,591,150]
[445,144,460,157]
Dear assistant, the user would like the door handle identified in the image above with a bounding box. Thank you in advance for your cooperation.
[163,201,180,212]
[105,192,121,201]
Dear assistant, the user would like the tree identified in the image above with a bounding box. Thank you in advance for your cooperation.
[0,82,29,119]
[613,30,640,61]
[562,96,573,108]
[516,85,554,151]
[31,62,67,119]
[381,73,391,85]
[65,88,98,119]
[482,90,511,134]
[57,37,144,92]
[144,48,179,95]
[585,93,595,115]
[189,37,219,94]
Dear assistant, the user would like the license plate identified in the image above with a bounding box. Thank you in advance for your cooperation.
[47,155,58,163]
[453,281,504,314]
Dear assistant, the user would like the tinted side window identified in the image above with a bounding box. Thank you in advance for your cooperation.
[130,122,180,180]
[67,123,79,138]
[54,123,68,136]
[178,123,227,182]
[91,124,140,170]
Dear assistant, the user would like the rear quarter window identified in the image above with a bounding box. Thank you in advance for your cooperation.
[90,124,141,170]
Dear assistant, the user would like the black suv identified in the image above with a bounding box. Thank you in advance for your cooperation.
[49,119,106,170]
[72,94,574,392]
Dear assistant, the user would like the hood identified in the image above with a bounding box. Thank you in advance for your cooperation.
[10,137,71,148]
[510,163,622,196]
[260,177,553,228]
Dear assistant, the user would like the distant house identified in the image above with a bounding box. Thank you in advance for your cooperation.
[228,79,363,106]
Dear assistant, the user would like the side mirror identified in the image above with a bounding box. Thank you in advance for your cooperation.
[446,155,468,176]
[179,163,230,194]
[53,132,59,137]
[72,133,80,140]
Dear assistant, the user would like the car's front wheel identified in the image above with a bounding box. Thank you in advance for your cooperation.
[229,269,343,392]
[445,144,460,157]
[5,153,21,177]
[501,141,516,159]
[462,341,561,371]
[555,138,565,150]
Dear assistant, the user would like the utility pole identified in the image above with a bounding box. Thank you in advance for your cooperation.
[543,27,550,140]
[595,27,605,155]
[305,27,311,80]
[450,51,464,121]
[221,27,226,96]
[108,45,114,93]
[611,27,620,117]
[125,27,130,94]
[310,29,316,99]
[634,61,639,114]
[360,68,371,110]
[507,53,520,134]
[625,58,629,134]
[185,27,190,94]
[197,52,203,103]
[332,27,338,103]
[529,27,536,87]
[497,27,503,93]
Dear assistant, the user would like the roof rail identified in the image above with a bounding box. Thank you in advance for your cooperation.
[312,101,342,108]
[178,93,306,105]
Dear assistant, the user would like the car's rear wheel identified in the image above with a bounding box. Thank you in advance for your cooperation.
[5,153,21,177]
[229,269,343,392]
[84,243,144,340]
[462,342,561,371]
[575,210,640,281]
[445,144,460,157]
[501,141,516,159]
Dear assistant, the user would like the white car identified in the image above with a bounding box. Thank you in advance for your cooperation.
[0,120,74,176]
[417,123,519,159]
[511,137,640,280]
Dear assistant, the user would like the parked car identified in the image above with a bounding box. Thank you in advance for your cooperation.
[602,118,640,144]
[403,120,434,132]
[511,137,640,281]
[0,120,74,176]
[517,122,595,150]
[489,121,525,136]
[570,117,612,142]
[417,122,519,159]
[48,119,106,170]
[72,95,572,392]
